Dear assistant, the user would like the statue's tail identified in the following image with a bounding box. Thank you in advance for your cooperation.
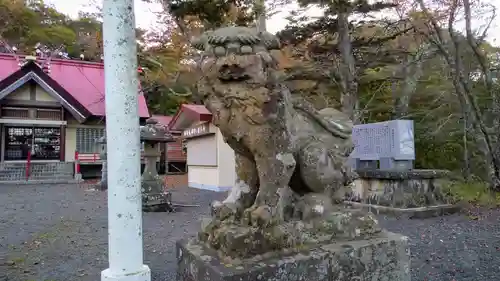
[292,99,352,140]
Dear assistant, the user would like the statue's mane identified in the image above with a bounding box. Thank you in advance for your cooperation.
[192,26,281,51]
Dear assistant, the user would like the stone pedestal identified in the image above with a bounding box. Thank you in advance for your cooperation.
[96,135,108,191]
[99,160,108,191]
[141,142,172,212]
[140,118,175,212]
[177,231,410,281]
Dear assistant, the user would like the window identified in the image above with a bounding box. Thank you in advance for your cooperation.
[2,108,29,119]
[5,127,61,160]
[76,128,105,153]
[32,128,61,160]
[36,109,62,120]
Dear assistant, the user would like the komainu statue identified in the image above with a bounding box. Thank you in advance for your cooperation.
[192,26,380,259]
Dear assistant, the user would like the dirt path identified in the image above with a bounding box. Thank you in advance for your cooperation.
[0,184,499,281]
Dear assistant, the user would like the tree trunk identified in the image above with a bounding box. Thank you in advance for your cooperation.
[255,0,267,32]
[337,12,359,124]
[415,0,500,191]
[392,52,423,119]
[462,113,471,180]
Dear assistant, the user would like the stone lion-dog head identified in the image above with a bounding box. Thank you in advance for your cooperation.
[192,26,281,98]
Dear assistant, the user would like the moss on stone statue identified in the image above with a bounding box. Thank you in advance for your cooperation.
[199,207,381,260]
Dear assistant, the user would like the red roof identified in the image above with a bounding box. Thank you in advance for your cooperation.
[0,53,150,118]
[152,114,173,127]
[0,54,19,80]
[169,104,212,131]
[183,104,211,115]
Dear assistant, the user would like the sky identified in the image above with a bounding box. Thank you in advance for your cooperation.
[46,0,500,46]
[44,0,302,33]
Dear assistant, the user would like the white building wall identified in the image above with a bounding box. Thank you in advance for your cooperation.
[216,129,235,190]
[185,123,234,192]
[187,165,219,191]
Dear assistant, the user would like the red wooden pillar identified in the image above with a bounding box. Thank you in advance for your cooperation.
[75,151,80,174]
[60,125,66,161]
[0,104,3,162]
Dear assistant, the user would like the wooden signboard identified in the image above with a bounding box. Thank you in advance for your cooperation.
[182,122,213,139]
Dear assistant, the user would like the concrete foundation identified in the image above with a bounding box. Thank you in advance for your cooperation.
[177,231,411,281]
[0,162,74,181]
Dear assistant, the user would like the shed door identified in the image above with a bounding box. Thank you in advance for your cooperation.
[186,136,217,166]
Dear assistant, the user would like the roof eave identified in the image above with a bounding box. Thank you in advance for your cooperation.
[0,61,91,123]
[168,104,188,131]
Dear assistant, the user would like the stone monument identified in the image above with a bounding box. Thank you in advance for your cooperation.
[96,135,108,191]
[350,120,415,171]
[140,118,174,212]
[176,26,411,281]
[347,120,457,218]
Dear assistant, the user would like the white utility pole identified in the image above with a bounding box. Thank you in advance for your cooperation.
[101,0,151,280]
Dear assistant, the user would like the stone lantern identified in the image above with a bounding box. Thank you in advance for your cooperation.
[96,135,107,191]
[140,118,175,212]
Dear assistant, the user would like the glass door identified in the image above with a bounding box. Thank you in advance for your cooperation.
[5,127,33,160]
[4,126,61,161]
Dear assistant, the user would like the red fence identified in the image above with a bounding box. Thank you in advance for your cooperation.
[74,151,101,175]
[76,152,100,162]
[73,143,185,176]
[74,151,147,173]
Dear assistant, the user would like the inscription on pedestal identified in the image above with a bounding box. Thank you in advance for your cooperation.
[143,193,171,205]
[145,194,165,203]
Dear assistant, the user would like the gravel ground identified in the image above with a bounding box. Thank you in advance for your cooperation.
[0,183,499,281]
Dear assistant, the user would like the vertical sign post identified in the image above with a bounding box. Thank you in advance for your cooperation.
[101,0,151,280]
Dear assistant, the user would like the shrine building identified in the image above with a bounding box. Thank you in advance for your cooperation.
[168,104,235,192]
[0,53,152,180]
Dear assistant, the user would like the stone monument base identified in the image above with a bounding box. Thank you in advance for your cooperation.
[176,231,410,281]
[344,201,461,219]
[347,169,460,218]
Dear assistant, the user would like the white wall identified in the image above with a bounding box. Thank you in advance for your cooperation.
[216,129,235,189]
[186,135,217,166]
[185,123,234,192]
[187,165,219,191]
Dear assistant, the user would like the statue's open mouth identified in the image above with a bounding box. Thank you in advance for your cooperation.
[218,64,251,83]
[218,74,251,83]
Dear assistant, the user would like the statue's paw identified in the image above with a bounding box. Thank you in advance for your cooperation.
[211,201,238,221]
[242,205,255,226]
[243,205,273,227]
